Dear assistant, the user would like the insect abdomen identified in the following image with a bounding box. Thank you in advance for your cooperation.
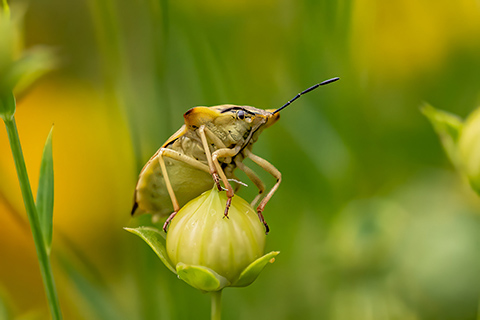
[132,137,214,217]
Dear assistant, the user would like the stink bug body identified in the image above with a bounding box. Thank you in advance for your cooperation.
[132,77,339,233]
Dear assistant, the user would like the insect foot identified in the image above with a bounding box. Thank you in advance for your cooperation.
[163,211,178,233]
[223,197,232,219]
[257,210,270,234]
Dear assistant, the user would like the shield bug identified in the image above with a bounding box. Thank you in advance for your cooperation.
[132,77,339,233]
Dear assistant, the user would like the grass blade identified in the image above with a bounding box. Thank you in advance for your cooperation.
[3,117,62,319]
[36,125,54,254]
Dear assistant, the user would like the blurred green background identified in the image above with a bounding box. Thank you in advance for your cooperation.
[1,0,480,319]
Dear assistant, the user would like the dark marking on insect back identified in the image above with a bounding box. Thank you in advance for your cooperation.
[220,106,257,116]
[164,140,177,148]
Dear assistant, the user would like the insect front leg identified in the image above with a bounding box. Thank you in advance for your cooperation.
[212,146,242,218]
[235,160,266,208]
[198,125,227,191]
[157,148,210,232]
[245,149,282,234]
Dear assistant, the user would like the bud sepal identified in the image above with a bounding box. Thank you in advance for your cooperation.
[124,226,176,274]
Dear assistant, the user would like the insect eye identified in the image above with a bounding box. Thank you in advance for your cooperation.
[237,110,245,120]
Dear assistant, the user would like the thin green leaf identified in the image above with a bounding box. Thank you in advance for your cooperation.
[4,118,61,318]
[124,227,176,273]
[36,126,54,253]
[421,103,463,169]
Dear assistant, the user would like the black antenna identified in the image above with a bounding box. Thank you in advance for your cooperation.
[272,77,340,115]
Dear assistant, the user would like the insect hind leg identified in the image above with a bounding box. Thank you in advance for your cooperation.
[257,210,270,234]
[245,149,282,234]
[156,148,210,232]
[163,211,178,232]
[235,160,265,208]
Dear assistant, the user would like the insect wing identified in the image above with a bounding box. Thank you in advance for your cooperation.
[132,125,189,216]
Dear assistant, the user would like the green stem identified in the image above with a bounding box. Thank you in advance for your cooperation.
[3,118,62,319]
[211,290,222,320]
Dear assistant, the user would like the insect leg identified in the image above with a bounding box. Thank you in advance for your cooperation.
[202,126,246,193]
[235,160,266,208]
[245,149,282,234]
[157,148,210,232]
[212,146,242,218]
[197,126,241,218]
[198,125,228,191]
[202,126,227,148]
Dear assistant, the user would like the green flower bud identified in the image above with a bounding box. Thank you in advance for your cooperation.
[167,188,278,291]
[125,188,279,292]
[423,104,480,196]
[422,104,463,169]
[459,107,480,194]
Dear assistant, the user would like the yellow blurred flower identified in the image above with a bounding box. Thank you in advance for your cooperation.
[0,78,136,312]
[351,0,480,79]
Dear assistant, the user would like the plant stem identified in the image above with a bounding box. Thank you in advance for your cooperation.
[3,118,62,319]
[211,290,222,320]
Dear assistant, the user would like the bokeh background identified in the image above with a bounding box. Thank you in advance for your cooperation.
[1,0,480,319]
